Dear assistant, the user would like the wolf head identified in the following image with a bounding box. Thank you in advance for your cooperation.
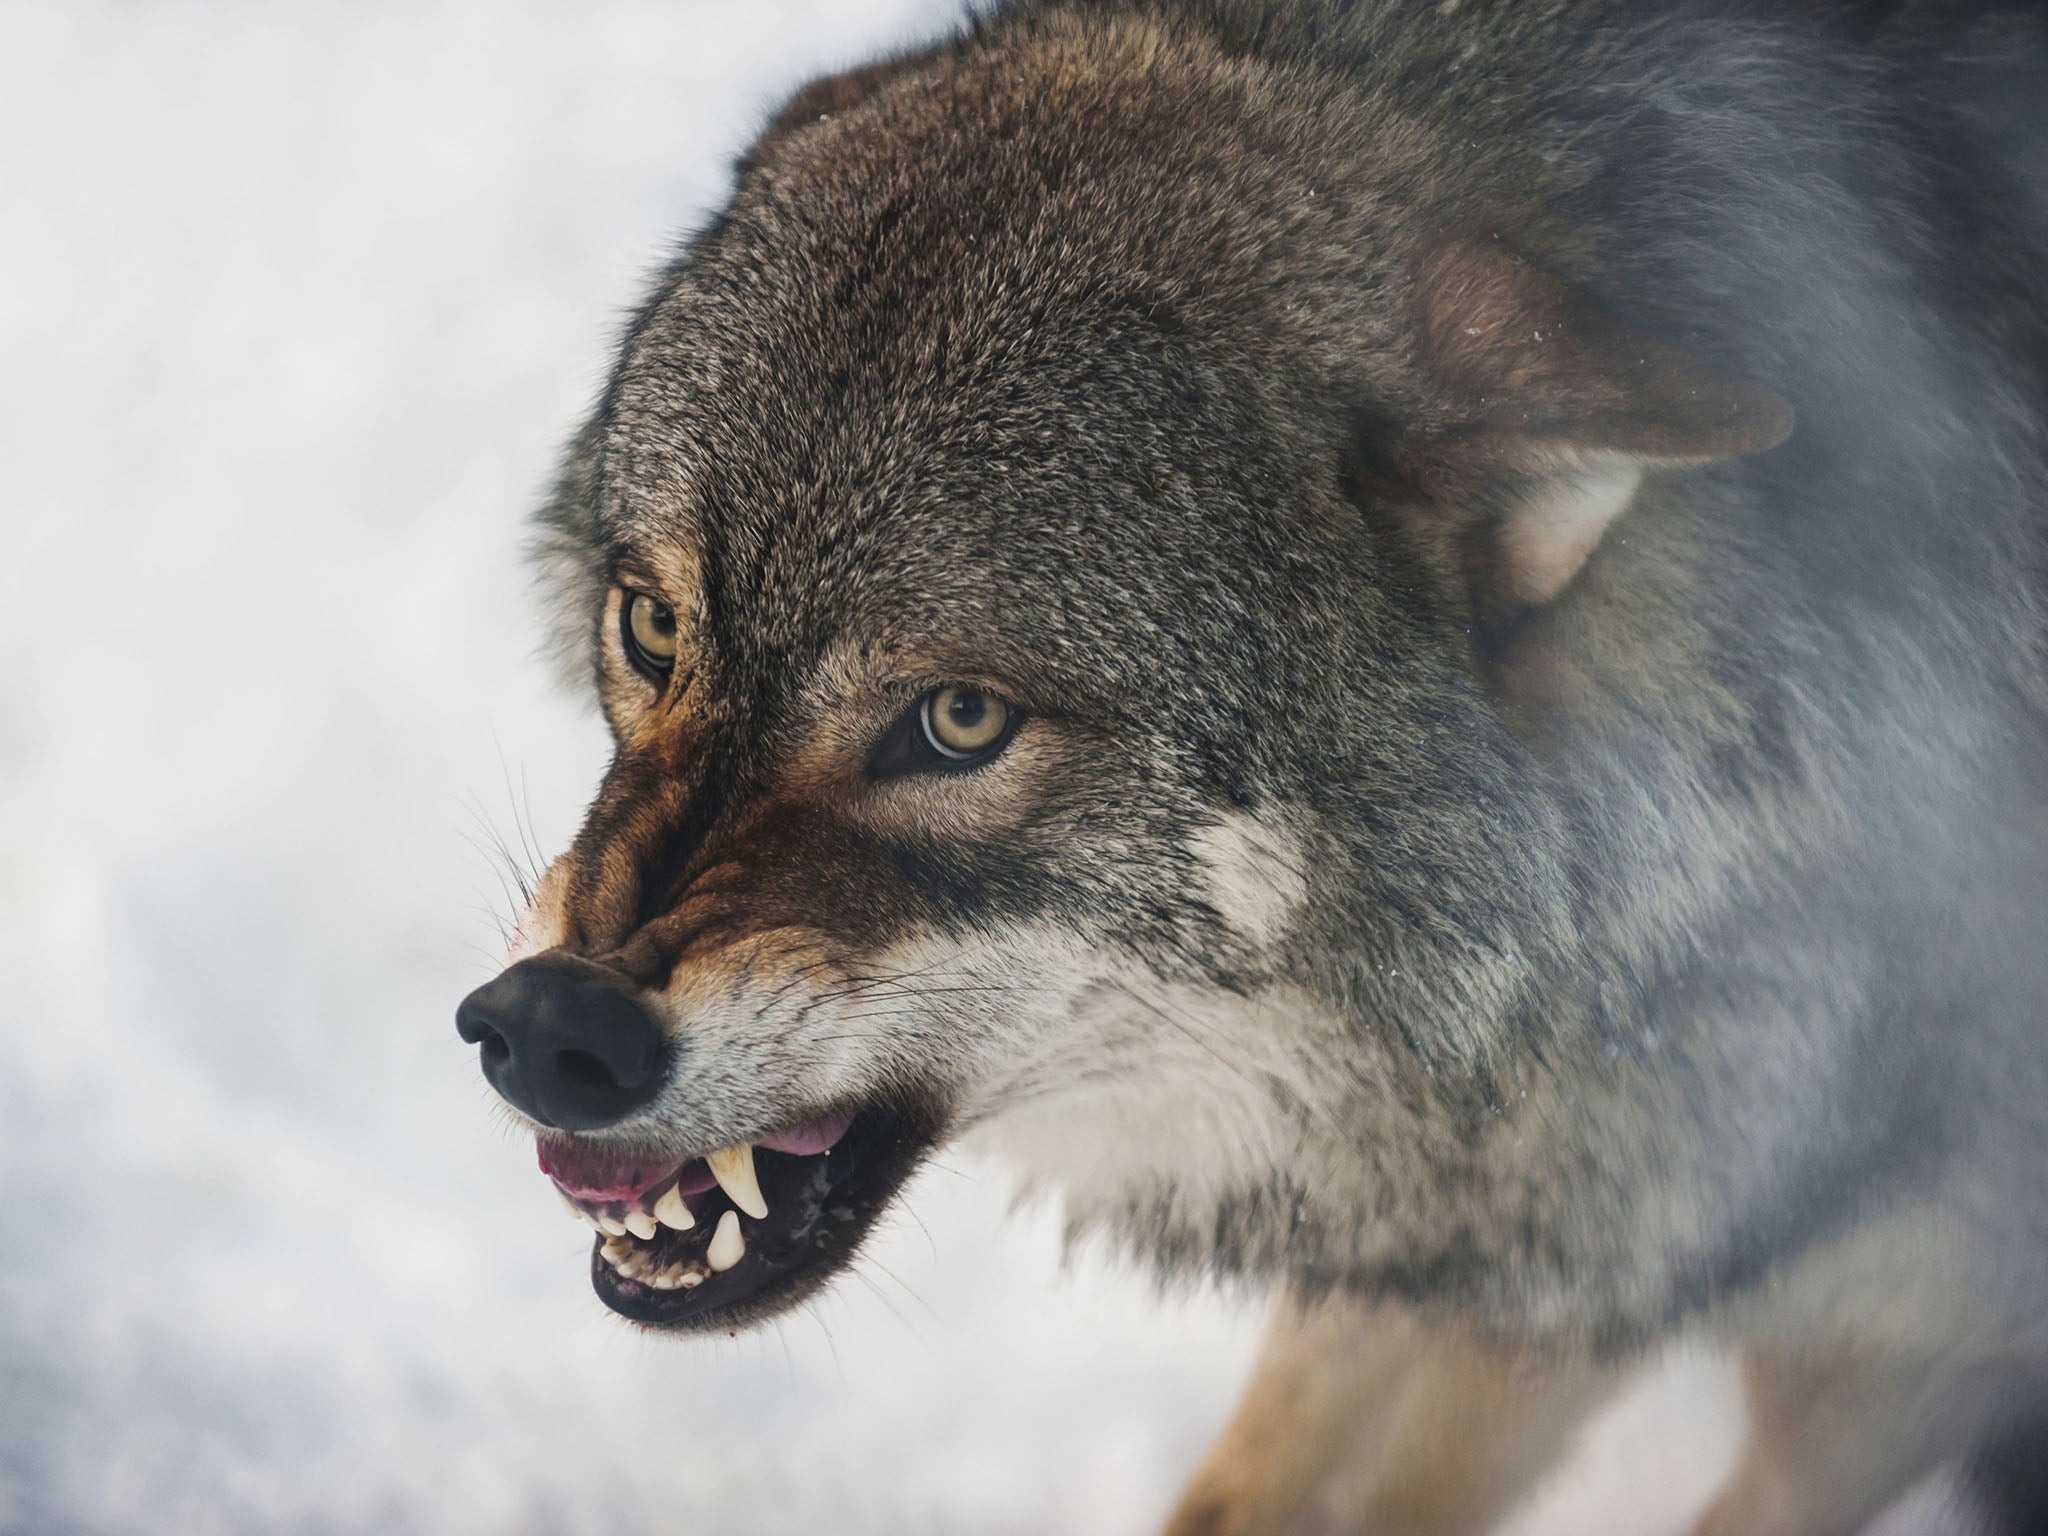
[458,7,1789,1330]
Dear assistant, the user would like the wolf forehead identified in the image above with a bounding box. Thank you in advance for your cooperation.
[559,22,1444,663]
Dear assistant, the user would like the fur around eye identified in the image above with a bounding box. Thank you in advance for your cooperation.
[621,590,678,679]
[869,684,1018,779]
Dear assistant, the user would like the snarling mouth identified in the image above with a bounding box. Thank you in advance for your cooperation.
[539,1105,935,1328]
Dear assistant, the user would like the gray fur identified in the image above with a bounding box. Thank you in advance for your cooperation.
[513,0,2048,1491]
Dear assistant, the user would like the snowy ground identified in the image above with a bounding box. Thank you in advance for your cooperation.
[0,4,1985,1532]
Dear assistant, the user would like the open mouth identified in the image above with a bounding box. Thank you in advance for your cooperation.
[539,1105,935,1329]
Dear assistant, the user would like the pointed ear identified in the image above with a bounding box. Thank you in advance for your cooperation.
[1399,236,1793,608]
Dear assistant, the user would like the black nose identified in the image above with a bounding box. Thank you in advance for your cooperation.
[455,953,666,1130]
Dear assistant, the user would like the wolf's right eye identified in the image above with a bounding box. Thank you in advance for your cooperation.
[922,685,1009,757]
[621,591,678,680]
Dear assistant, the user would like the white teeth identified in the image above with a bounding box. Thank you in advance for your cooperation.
[559,1189,588,1222]
[623,1209,658,1241]
[706,1143,768,1219]
[601,1236,633,1269]
[653,1184,696,1231]
[642,1261,710,1291]
[707,1209,745,1271]
[596,1212,628,1238]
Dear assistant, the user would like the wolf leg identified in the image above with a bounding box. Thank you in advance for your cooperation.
[1687,1347,1956,1536]
[1163,1293,1611,1536]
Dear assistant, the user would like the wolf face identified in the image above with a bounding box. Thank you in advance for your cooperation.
[457,7,1810,1334]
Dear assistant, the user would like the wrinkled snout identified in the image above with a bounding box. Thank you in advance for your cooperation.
[455,952,666,1130]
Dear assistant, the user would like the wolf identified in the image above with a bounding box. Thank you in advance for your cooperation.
[454,0,2048,1529]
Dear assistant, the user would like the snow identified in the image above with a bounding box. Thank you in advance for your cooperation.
[0,3,1975,1532]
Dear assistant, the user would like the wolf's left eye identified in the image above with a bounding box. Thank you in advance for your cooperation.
[621,591,678,680]
[870,684,1018,778]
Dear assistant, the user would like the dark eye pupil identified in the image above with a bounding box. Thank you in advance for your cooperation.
[946,691,986,728]
[648,605,674,635]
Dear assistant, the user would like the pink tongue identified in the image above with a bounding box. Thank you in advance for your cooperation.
[667,1163,715,1196]
[535,1141,678,1204]
[759,1109,857,1156]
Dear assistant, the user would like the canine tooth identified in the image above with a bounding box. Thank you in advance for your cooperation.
[706,1143,768,1219]
[596,1212,628,1237]
[653,1184,696,1231]
[707,1209,745,1271]
[623,1209,657,1241]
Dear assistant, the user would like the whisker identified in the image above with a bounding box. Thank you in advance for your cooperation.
[515,759,549,885]
[456,796,532,915]
[845,1262,924,1337]
[859,1251,942,1326]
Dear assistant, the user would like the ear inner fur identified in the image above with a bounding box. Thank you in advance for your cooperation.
[1496,457,1645,606]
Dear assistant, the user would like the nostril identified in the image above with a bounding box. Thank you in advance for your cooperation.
[554,1048,618,1091]
[454,995,500,1047]
[478,1030,511,1069]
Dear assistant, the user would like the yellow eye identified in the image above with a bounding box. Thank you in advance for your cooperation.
[623,591,678,675]
[920,684,1010,759]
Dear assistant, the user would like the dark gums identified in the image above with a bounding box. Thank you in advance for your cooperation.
[590,1108,934,1329]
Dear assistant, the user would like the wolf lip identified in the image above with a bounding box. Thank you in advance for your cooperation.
[548,1107,933,1329]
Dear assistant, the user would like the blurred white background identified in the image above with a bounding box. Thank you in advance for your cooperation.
[0,3,1946,1532]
